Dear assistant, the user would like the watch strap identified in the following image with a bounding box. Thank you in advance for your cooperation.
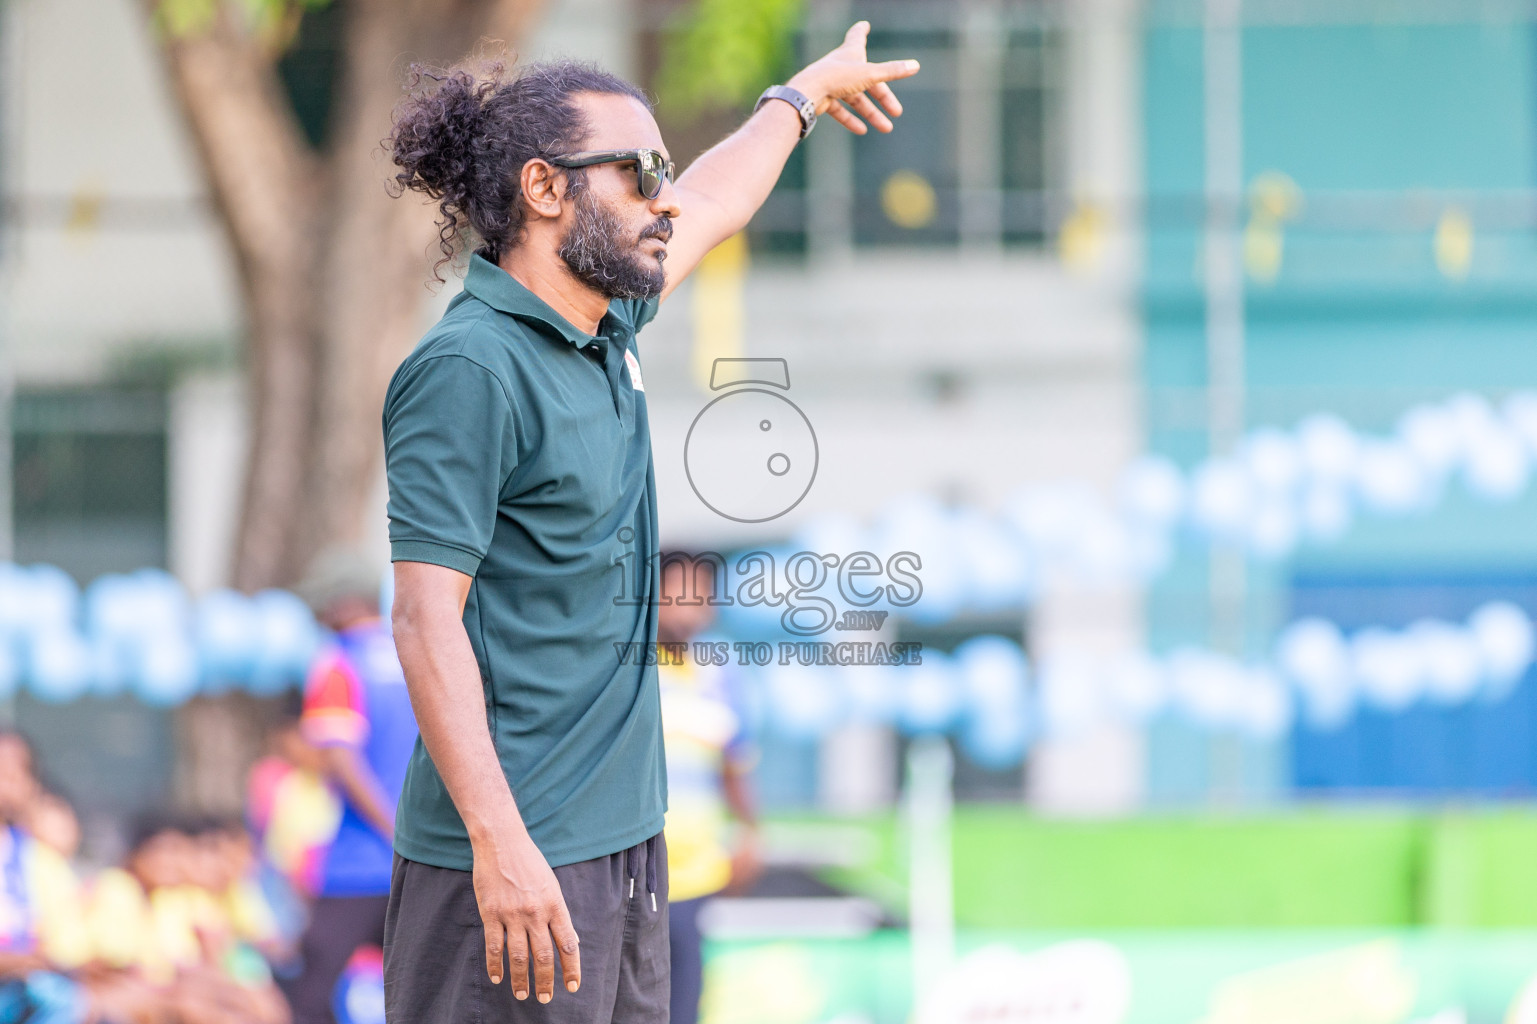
[755,85,817,139]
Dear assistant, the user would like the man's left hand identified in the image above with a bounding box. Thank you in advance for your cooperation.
[788,21,920,136]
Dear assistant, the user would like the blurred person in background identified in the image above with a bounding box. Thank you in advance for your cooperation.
[88,813,289,1024]
[282,550,415,1024]
[208,818,290,970]
[0,733,170,1024]
[382,24,915,1021]
[656,555,760,1024]
[90,814,200,982]
[185,817,289,991]
[246,705,340,984]
[25,792,81,864]
[0,729,95,1023]
[0,732,36,827]
[186,817,289,1021]
[247,703,342,903]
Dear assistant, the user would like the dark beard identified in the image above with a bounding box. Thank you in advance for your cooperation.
[558,190,670,300]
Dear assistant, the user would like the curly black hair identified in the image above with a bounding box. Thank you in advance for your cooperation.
[388,58,651,279]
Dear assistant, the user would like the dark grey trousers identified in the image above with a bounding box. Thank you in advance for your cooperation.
[382,834,669,1023]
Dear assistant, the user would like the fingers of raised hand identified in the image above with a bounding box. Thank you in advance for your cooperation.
[824,98,868,135]
[841,20,871,50]
[845,91,893,133]
[869,80,906,121]
[873,58,921,84]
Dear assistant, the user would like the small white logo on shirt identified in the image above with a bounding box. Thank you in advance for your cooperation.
[625,349,645,392]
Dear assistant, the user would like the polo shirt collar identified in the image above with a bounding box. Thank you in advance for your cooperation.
[464,253,602,347]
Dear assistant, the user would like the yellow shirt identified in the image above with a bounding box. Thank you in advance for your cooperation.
[263,767,343,893]
[659,656,752,902]
[85,867,151,971]
[0,829,91,968]
[86,871,229,984]
[224,876,279,947]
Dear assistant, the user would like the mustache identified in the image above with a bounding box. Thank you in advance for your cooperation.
[639,217,673,244]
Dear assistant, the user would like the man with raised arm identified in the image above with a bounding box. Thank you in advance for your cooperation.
[382,26,917,1022]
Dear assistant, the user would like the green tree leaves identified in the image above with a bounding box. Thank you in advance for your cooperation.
[656,0,804,118]
[154,0,330,47]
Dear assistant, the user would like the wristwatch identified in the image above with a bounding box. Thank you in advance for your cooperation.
[755,85,817,140]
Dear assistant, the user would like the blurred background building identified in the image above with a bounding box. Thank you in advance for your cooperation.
[0,0,1143,820]
[10,0,1537,1017]
[11,0,1537,816]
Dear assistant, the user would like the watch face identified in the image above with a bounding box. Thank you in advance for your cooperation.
[685,387,819,523]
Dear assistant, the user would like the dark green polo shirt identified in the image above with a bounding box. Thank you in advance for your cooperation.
[383,253,664,871]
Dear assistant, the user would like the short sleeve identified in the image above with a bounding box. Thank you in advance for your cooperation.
[301,656,368,748]
[384,353,518,576]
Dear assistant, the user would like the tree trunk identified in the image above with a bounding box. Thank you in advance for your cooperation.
[155,0,543,813]
[158,9,326,593]
[174,693,283,812]
[302,0,547,560]
[160,0,544,595]
[302,0,459,560]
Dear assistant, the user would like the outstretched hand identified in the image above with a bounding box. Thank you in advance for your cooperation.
[788,21,920,135]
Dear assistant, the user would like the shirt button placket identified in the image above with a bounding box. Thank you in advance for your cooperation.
[612,332,634,422]
[594,335,623,418]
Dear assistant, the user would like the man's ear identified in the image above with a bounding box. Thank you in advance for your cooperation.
[520,159,568,220]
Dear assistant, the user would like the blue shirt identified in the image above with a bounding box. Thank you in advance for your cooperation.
[302,620,418,896]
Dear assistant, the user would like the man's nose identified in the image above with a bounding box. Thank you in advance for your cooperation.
[651,176,682,220]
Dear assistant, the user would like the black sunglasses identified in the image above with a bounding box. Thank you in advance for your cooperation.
[549,149,676,200]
